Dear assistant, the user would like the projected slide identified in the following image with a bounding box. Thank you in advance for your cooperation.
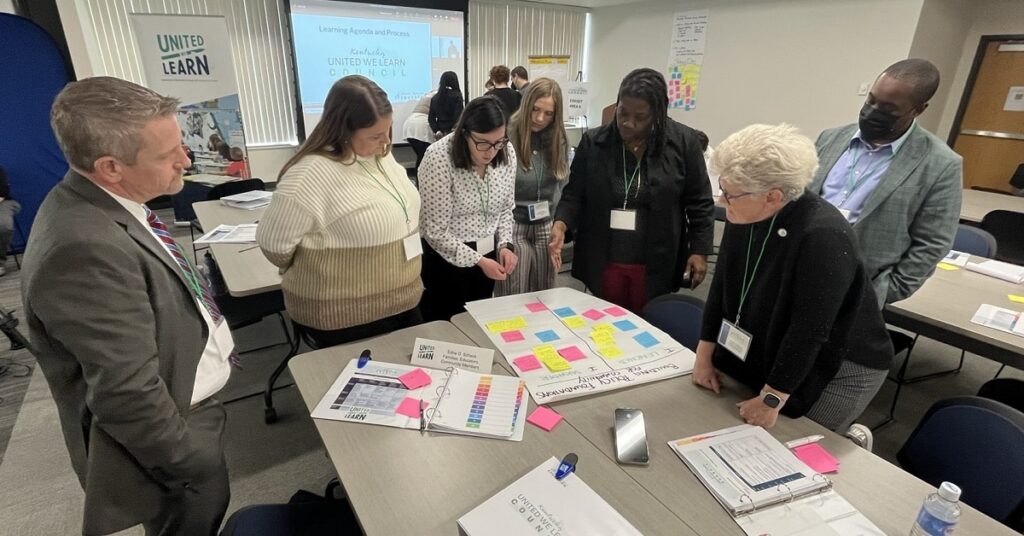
[290,1,465,141]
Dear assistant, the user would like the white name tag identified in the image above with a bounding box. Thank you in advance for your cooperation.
[839,208,852,220]
[476,235,495,256]
[403,232,423,261]
[717,320,752,361]
[410,337,494,374]
[610,209,637,231]
[213,319,235,360]
[527,201,550,221]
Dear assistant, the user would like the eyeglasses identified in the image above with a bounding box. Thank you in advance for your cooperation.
[469,135,509,152]
[718,180,756,204]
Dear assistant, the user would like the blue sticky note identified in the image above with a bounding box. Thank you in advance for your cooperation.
[634,332,658,348]
[536,329,559,343]
[553,307,575,318]
[613,319,638,331]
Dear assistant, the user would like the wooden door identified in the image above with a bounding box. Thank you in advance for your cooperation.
[952,38,1024,192]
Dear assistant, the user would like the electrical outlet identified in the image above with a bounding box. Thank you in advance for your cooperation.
[857,82,870,96]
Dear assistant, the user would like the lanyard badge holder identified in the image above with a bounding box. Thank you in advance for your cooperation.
[719,214,778,362]
[527,154,550,221]
[610,144,641,231]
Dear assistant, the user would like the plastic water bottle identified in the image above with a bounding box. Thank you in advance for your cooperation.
[910,481,961,535]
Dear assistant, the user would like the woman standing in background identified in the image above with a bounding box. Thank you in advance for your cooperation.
[495,78,569,296]
[428,71,464,137]
[257,75,423,347]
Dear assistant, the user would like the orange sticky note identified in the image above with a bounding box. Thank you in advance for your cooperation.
[527,406,563,431]
[399,368,432,390]
[793,443,840,473]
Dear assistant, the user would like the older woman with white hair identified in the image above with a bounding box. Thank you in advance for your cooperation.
[692,123,893,433]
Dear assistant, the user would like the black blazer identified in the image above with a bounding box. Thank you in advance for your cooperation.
[429,92,464,134]
[555,119,715,298]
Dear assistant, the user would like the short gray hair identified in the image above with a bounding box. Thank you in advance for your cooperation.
[51,76,180,172]
[710,123,819,202]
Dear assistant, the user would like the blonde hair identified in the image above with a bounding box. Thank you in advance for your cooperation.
[50,76,180,171]
[508,78,569,181]
[710,123,819,202]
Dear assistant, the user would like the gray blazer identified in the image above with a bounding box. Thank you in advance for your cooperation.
[809,124,962,305]
[21,171,222,535]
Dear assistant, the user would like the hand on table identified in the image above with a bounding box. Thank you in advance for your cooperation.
[736,396,781,428]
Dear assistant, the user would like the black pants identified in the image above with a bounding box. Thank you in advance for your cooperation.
[298,307,423,349]
[419,240,495,322]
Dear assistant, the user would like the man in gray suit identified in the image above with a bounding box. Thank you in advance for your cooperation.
[22,77,233,535]
[809,59,962,306]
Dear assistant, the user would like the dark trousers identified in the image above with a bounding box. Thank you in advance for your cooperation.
[600,263,648,313]
[143,399,230,536]
[420,241,495,322]
[298,307,423,349]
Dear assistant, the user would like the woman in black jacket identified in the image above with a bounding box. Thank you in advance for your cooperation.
[548,68,715,312]
[692,123,893,432]
[428,71,464,136]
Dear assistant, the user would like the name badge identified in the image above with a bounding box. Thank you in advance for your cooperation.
[527,201,550,221]
[839,208,852,220]
[403,232,423,261]
[476,235,495,256]
[610,209,637,231]
[717,320,752,361]
[213,319,236,360]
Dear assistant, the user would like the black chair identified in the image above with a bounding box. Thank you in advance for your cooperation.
[642,294,705,352]
[203,251,293,358]
[190,178,265,261]
[406,138,431,171]
[978,378,1024,413]
[897,396,1024,527]
[980,210,1024,266]
[264,320,320,423]
[875,225,1001,429]
[220,480,360,535]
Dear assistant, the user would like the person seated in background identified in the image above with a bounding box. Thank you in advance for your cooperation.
[428,71,464,138]
[217,142,231,162]
[257,75,423,348]
[495,78,569,297]
[418,96,518,322]
[693,123,894,434]
[695,129,719,196]
[548,68,714,313]
[485,65,522,117]
[224,147,250,179]
[0,166,20,275]
[511,66,530,93]
[207,132,223,152]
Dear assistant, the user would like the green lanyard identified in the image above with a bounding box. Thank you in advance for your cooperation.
[357,159,409,224]
[473,171,491,228]
[621,144,643,210]
[736,214,777,326]
[534,151,545,202]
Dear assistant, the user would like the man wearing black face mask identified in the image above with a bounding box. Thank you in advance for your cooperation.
[808,59,962,306]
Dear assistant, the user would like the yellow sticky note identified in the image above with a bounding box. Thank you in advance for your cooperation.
[533,344,571,371]
[1009,294,1024,304]
[598,344,624,359]
[591,332,616,345]
[564,316,586,329]
[591,323,614,334]
[936,263,959,271]
[487,317,528,333]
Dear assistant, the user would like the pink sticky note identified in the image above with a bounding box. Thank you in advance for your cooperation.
[582,309,606,321]
[558,346,587,361]
[399,368,432,390]
[513,355,542,372]
[604,306,628,317]
[395,397,426,419]
[793,443,840,474]
[527,406,563,431]
[501,330,526,342]
[526,302,547,313]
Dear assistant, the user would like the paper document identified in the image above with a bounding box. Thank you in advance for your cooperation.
[194,224,258,244]
[220,190,272,210]
[457,457,642,536]
[971,304,1024,337]
[965,259,1024,283]
[737,490,885,536]
[942,250,970,267]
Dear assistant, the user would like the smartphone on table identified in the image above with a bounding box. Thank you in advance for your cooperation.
[614,408,649,465]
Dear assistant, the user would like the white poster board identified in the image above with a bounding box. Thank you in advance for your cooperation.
[666,9,709,111]
[528,55,571,82]
[563,82,589,126]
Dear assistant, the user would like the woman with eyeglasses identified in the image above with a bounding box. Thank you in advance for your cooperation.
[693,123,893,433]
[494,78,569,296]
[548,68,715,312]
[418,95,518,321]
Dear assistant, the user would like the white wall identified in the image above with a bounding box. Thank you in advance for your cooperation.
[934,0,1024,142]
[587,0,926,145]
[0,1,16,14]
[907,0,975,135]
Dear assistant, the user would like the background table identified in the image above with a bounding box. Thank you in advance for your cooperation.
[288,321,697,536]
[451,312,1015,535]
[960,188,1024,223]
[192,200,280,297]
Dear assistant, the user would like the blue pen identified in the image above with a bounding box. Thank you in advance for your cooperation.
[555,453,578,480]
[357,349,372,369]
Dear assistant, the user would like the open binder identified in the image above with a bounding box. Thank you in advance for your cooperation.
[311,359,528,441]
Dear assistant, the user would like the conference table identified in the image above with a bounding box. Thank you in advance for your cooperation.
[960,188,1024,223]
[192,200,280,296]
[287,317,1014,535]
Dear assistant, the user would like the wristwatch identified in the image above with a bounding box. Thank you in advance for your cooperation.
[762,392,783,409]
[500,242,515,253]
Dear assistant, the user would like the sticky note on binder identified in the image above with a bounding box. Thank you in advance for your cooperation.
[792,443,840,473]
[399,368,432,390]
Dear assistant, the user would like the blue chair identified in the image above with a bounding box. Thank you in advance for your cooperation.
[642,294,704,352]
[953,225,997,258]
[897,396,1024,527]
[220,481,360,535]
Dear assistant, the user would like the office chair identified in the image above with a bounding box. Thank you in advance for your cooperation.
[897,396,1024,528]
[980,210,1024,266]
[978,378,1024,413]
[203,251,292,358]
[642,294,705,352]
[190,178,265,261]
[220,480,359,535]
